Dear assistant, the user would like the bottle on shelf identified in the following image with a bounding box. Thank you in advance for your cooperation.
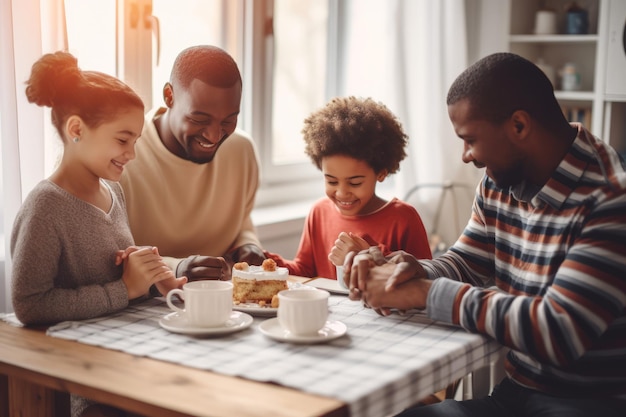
[565,2,589,34]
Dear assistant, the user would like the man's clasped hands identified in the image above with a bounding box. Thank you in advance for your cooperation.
[342,246,433,316]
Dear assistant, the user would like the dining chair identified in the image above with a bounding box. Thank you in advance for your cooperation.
[402,181,505,402]
[402,181,475,257]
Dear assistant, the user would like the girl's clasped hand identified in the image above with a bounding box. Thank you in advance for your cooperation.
[115,246,187,299]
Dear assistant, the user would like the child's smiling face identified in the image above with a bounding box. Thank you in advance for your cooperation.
[321,154,386,216]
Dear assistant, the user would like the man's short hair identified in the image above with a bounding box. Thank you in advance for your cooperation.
[170,45,242,89]
[447,52,564,130]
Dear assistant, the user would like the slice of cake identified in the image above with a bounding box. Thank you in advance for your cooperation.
[232,259,288,306]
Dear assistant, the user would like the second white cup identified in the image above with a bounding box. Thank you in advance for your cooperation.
[166,280,233,328]
[335,265,347,289]
[277,289,330,336]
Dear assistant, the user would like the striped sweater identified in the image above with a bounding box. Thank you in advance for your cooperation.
[423,124,626,398]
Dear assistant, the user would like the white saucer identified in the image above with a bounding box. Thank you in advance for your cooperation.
[159,311,253,336]
[259,318,347,344]
[233,303,277,317]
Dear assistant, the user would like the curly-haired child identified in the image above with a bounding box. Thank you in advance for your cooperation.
[265,96,432,280]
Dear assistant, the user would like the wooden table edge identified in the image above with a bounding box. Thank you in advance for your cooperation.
[0,322,348,417]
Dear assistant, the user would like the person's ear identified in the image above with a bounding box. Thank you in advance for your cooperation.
[163,82,174,108]
[65,115,83,142]
[377,169,388,182]
[510,110,531,138]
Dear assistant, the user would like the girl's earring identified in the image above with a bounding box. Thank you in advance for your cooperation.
[73,137,80,143]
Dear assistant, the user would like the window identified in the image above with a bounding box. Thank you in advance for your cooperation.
[61,0,328,207]
[0,114,4,257]
[241,0,331,206]
[0,106,5,313]
[64,0,226,109]
[270,0,329,166]
[64,0,116,74]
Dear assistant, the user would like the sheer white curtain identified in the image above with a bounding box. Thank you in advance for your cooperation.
[0,0,65,313]
[337,0,482,246]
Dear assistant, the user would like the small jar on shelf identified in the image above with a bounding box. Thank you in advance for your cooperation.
[534,8,558,34]
[559,62,582,91]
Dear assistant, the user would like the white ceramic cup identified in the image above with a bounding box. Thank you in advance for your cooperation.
[277,289,330,336]
[336,265,347,289]
[166,280,233,328]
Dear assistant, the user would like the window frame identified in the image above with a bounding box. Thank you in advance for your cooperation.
[240,0,341,207]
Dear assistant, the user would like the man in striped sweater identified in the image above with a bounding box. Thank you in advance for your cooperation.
[345,53,626,417]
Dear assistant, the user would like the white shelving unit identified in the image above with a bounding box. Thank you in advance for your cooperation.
[602,0,626,156]
[506,0,626,155]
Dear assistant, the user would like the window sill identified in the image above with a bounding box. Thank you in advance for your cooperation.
[252,200,313,241]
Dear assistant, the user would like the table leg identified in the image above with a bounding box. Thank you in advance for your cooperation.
[1,374,8,417]
[8,376,56,417]
[469,366,492,398]
[461,350,507,400]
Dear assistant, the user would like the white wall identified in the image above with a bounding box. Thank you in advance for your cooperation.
[252,201,310,259]
[466,0,510,63]
[257,220,303,260]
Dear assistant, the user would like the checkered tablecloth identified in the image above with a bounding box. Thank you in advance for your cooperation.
[45,296,503,417]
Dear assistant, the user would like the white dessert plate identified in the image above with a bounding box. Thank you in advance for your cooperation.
[232,281,315,317]
[159,311,253,336]
[259,318,347,344]
[232,303,277,317]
